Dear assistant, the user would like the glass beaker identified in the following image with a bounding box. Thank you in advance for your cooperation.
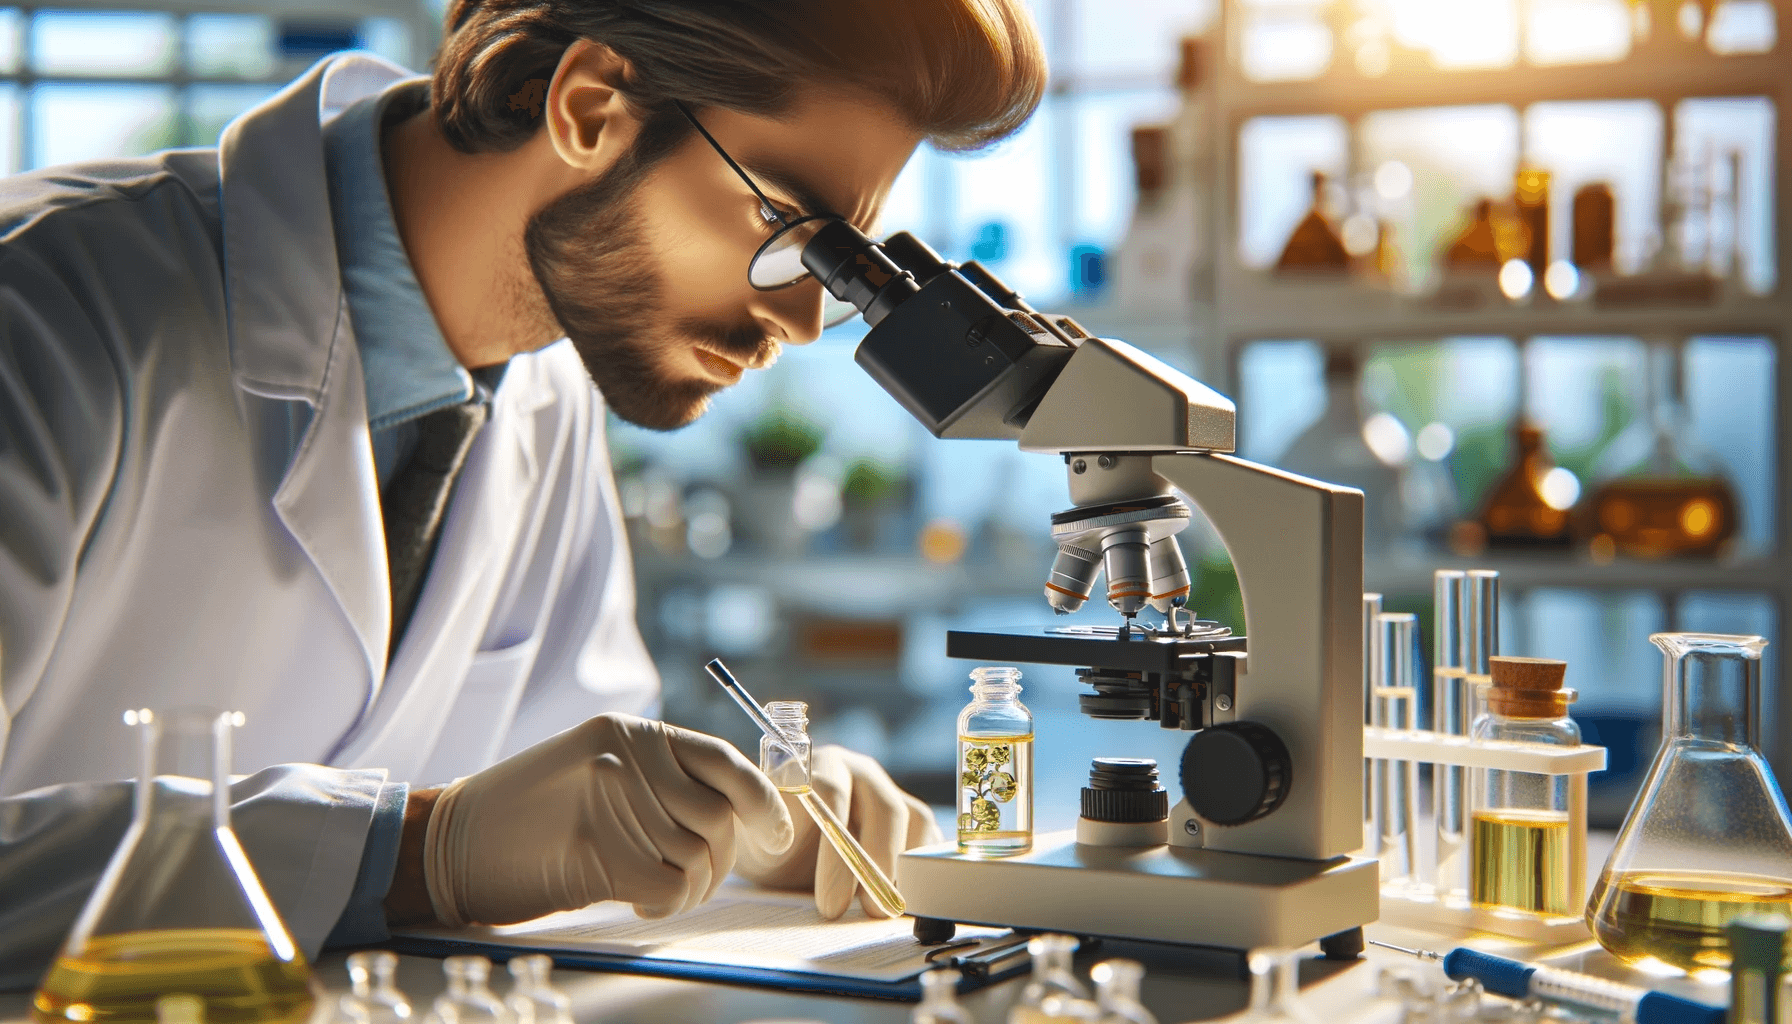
[1588,633,1792,972]
[33,709,316,1024]
[958,667,1034,856]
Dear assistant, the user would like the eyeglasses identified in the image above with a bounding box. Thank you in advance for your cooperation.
[675,101,858,328]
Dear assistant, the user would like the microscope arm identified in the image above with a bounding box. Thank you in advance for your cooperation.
[1150,452,1364,860]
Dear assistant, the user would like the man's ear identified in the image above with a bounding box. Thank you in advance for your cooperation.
[544,38,640,174]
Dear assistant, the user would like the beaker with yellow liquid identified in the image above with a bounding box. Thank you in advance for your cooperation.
[33,709,316,1024]
[1588,633,1792,972]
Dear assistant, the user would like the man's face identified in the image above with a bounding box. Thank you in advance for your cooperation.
[525,91,921,431]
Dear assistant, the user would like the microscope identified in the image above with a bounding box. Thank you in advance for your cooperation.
[800,223,1379,958]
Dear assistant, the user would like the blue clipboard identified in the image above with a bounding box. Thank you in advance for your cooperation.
[384,930,1033,1002]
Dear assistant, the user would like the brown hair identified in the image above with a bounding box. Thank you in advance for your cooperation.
[431,0,1047,156]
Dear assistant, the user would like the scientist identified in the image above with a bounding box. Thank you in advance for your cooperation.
[0,0,1046,984]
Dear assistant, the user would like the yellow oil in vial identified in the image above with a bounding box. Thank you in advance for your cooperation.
[957,734,1033,856]
[34,929,314,1024]
[1471,808,1573,916]
[1589,870,1792,971]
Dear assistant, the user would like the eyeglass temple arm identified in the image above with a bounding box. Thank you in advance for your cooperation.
[674,100,791,227]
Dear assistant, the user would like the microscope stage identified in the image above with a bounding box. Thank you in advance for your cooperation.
[946,629,1246,675]
[899,831,1378,950]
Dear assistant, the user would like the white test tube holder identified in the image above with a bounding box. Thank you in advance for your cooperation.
[1361,727,1606,942]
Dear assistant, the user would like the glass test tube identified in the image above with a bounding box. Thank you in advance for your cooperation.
[1431,571,1470,894]
[1465,571,1500,728]
[1363,593,1384,858]
[1375,612,1420,885]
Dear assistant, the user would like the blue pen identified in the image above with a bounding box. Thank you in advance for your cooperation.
[1369,940,1725,1024]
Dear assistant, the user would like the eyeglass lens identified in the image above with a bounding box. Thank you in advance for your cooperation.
[750,218,859,328]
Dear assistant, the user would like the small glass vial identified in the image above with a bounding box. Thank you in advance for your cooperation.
[422,956,513,1024]
[1470,656,1581,917]
[1009,934,1096,1024]
[761,701,813,792]
[1092,959,1158,1024]
[958,666,1034,855]
[505,955,573,1024]
[912,967,974,1024]
[344,951,412,1024]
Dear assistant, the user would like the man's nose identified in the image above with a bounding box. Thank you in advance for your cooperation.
[750,277,827,347]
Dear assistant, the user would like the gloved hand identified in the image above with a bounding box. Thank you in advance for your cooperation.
[423,713,795,926]
[733,744,943,919]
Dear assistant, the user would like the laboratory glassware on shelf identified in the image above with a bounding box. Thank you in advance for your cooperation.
[422,957,512,1024]
[1274,171,1350,274]
[912,968,975,1024]
[1009,934,1097,1024]
[1588,633,1792,972]
[505,955,573,1024]
[33,708,317,1024]
[1092,959,1159,1024]
[1470,657,1581,917]
[1583,341,1738,561]
[958,666,1034,855]
[1276,348,1405,552]
[343,951,411,1024]
[1474,422,1574,550]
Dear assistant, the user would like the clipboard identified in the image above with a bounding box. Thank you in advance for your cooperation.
[387,883,1032,1002]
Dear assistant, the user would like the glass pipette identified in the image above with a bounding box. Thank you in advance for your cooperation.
[704,658,907,917]
[1368,940,1722,1024]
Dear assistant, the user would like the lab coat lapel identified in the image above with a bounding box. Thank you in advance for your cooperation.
[217,54,415,691]
[332,373,546,779]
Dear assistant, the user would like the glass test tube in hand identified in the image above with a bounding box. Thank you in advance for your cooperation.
[704,659,906,917]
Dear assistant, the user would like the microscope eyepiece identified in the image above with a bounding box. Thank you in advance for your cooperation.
[799,219,919,326]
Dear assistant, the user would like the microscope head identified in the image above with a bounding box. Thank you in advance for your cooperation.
[801,222,1236,453]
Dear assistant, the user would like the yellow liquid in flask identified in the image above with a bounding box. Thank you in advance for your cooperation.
[1589,870,1792,971]
[34,929,314,1024]
[1471,808,1573,916]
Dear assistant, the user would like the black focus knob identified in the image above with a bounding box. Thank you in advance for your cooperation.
[1179,722,1291,826]
[1080,757,1169,823]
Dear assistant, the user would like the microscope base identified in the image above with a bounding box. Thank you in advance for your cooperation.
[899,830,1379,951]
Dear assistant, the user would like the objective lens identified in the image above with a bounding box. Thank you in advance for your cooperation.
[1101,528,1151,617]
[1045,545,1099,615]
[1146,536,1191,613]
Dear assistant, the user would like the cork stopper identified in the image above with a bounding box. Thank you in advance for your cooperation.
[1487,656,1576,718]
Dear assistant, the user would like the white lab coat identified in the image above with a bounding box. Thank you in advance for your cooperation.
[0,53,657,980]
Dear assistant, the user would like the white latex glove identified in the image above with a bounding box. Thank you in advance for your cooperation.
[734,744,944,920]
[423,713,795,926]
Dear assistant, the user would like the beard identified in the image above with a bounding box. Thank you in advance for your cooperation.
[523,139,776,431]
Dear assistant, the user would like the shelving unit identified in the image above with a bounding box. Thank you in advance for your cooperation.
[1082,1,1792,767]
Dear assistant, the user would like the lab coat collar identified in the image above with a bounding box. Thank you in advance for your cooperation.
[215,53,416,688]
[219,52,412,401]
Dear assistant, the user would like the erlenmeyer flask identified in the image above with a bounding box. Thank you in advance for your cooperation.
[34,708,316,1024]
[1588,634,1792,972]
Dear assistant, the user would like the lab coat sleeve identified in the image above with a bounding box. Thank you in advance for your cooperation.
[0,237,129,739]
[0,764,386,991]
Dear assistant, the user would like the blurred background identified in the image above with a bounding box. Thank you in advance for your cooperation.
[36,0,1786,829]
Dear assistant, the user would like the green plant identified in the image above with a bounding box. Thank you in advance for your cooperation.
[740,407,824,471]
[841,457,905,506]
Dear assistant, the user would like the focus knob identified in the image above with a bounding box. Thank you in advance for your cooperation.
[1179,721,1291,826]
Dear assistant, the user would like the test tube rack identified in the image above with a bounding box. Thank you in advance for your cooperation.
[1363,726,1606,942]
